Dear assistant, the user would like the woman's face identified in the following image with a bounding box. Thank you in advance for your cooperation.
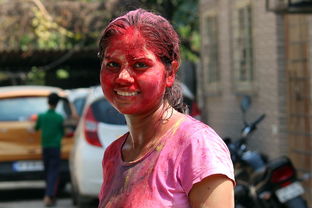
[100,28,174,115]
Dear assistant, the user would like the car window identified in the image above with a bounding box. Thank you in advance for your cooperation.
[73,97,87,116]
[58,100,71,118]
[91,98,126,125]
[0,97,69,121]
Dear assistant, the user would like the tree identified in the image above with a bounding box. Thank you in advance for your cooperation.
[0,0,199,61]
[105,0,200,61]
[0,0,200,86]
[0,0,110,50]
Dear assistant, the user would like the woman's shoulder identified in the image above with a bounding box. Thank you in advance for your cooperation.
[169,115,228,155]
[178,115,221,142]
[174,116,235,186]
[104,132,128,158]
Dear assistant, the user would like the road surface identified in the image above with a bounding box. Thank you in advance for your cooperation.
[0,181,96,208]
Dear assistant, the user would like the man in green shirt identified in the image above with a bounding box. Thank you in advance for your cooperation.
[35,92,64,207]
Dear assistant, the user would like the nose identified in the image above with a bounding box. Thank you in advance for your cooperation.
[115,67,134,84]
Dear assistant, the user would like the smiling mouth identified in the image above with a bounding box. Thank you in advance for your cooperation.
[115,91,139,96]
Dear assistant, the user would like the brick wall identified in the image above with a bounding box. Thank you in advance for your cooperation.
[199,0,283,158]
[199,0,312,205]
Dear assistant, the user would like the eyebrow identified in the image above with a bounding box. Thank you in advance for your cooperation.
[132,57,152,61]
[104,55,153,62]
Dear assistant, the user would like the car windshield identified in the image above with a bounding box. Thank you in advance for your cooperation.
[0,96,69,121]
[91,98,126,125]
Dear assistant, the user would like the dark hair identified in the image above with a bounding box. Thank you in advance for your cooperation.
[48,93,60,106]
[98,8,187,113]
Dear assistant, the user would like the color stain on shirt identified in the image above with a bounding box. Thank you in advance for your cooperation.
[98,115,235,208]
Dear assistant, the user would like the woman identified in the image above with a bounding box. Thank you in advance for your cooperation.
[98,8,235,208]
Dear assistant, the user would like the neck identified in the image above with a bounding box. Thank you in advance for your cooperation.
[124,102,174,148]
[121,102,185,162]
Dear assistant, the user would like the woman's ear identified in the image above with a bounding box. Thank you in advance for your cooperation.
[166,60,179,87]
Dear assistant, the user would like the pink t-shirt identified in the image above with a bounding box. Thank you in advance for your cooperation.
[98,115,234,208]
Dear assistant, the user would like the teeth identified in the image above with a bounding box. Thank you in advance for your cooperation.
[116,91,138,96]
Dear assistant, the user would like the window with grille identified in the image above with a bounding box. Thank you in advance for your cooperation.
[202,10,219,93]
[232,0,254,92]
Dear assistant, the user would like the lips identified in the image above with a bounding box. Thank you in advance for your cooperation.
[115,91,139,96]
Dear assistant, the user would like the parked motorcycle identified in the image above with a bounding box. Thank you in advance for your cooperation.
[226,96,307,208]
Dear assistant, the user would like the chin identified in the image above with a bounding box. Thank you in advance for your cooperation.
[117,106,154,116]
[113,101,163,116]
[118,109,143,115]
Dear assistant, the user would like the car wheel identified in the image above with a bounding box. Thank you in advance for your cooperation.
[71,184,96,208]
[77,196,94,208]
[71,183,78,206]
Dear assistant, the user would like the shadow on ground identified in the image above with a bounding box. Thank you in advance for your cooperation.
[0,187,70,202]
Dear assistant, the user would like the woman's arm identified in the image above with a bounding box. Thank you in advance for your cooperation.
[188,174,234,208]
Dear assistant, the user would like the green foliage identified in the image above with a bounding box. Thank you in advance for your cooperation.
[172,1,198,28]
[27,66,46,85]
[4,0,200,61]
[19,34,35,51]
[172,1,200,61]
[56,68,69,79]
[26,67,70,84]
[79,0,91,1]
[141,0,200,62]
[0,72,9,81]
[31,7,76,49]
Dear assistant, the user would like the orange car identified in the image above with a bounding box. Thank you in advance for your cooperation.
[0,85,78,188]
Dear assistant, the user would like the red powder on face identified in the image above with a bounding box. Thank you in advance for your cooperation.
[100,28,169,115]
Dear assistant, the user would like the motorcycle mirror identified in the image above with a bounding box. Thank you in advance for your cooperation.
[240,95,251,113]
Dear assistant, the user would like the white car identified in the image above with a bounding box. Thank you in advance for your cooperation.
[69,86,128,207]
[66,87,91,117]
[179,82,201,120]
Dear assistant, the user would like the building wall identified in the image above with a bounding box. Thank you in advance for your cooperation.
[199,0,284,158]
[199,0,312,203]
[284,14,312,203]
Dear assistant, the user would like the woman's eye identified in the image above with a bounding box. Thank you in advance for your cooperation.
[134,62,148,69]
[106,62,120,68]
